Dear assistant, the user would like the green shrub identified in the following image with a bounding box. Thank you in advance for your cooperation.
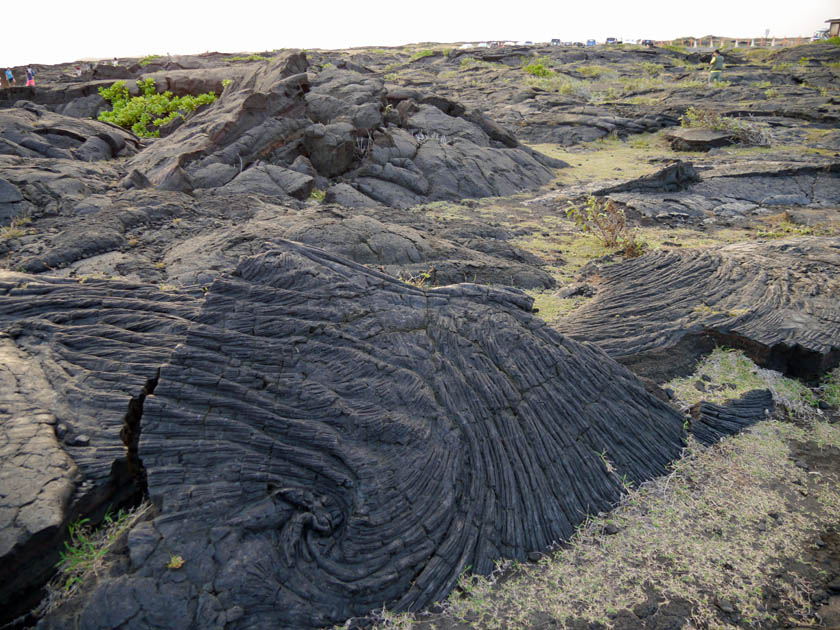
[98,78,217,137]
[410,49,434,61]
[764,88,780,98]
[139,54,162,67]
[309,189,326,202]
[797,56,810,66]
[577,65,611,78]
[523,61,553,77]
[826,36,840,45]
[228,54,268,62]
[640,62,664,76]
[566,196,627,247]
[771,62,792,71]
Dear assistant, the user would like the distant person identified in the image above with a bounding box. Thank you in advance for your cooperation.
[708,49,724,84]
[25,67,35,86]
[112,57,118,66]
[4,69,14,87]
[74,66,82,77]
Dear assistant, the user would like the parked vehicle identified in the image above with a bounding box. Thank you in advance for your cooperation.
[605,37,621,45]
[812,29,829,41]
[551,38,562,46]
[642,39,655,47]
[573,42,585,47]
[586,39,596,46]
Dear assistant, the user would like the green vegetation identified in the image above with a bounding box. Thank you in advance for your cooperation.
[771,62,792,71]
[566,196,629,248]
[577,64,611,78]
[138,54,162,66]
[522,61,553,77]
[680,106,771,146]
[375,408,840,629]
[409,49,434,61]
[40,503,152,614]
[797,56,810,66]
[0,215,31,240]
[666,347,817,412]
[227,54,268,62]
[764,87,780,98]
[826,36,840,45]
[822,367,840,407]
[98,78,218,137]
[824,61,840,69]
[755,211,839,239]
[750,80,772,88]
[221,78,233,89]
[640,62,664,76]
[662,44,686,53]
[308,188,326,203]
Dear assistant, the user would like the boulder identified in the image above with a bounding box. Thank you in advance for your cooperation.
[664,127,737,151]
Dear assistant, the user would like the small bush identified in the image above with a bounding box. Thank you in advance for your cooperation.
[827,36,840,45]
[797,56,810,66]
[139,54,162,66]
[764,88,780,98]
[410,49,434,61]
[309,189,326,203]
[0,215,32,240]
[640,62,664,76]
[566,196,627,247]
[772,62,792,71]
[98,78,217,137]
[577,65,611,78]
[523,62,553,77]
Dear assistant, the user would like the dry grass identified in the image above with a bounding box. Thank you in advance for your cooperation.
[369,353,840,630]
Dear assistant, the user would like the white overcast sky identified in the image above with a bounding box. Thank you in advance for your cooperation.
[3,0,838,67]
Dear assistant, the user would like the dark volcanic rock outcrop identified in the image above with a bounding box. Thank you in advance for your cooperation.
[123,53,560,205]
[689,389,774,446]
[11,241,689,629]
[558,237,840,381]
[0,273,200,621]
[0,102,139,162]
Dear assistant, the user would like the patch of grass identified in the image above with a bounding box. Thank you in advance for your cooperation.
[755,211,839,239]
[764,87,780,98]
[577,64,612,78]
[824,61,840,69]
[666,347,817,413]
[821,368,840,407]
[640,62,664,76]
[771,62,792,71]
[409,49,434,61]
[227,54,268,62]
[750,80,772,88]
[309,188,326,203]
[385,416,840,630]
[0,215,32,240]
[528,290,588,323]
[621,76,666,93]
[138,54,162,66]
[37,503,153,616]
[662,44,686,53]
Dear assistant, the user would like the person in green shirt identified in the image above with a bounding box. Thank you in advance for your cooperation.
[709,49,724,84]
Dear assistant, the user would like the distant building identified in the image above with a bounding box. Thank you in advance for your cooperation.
[827,17,840,37]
